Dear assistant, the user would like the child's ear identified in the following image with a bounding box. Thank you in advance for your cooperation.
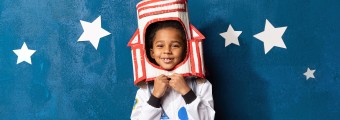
[150,48,155,59]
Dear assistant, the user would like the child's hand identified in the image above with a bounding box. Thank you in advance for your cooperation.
[152,74,169,98]
[169,73,191,95]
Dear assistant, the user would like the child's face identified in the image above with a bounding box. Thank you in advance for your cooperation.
[150,27,185,70]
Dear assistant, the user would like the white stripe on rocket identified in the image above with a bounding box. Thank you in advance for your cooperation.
[139,4,185,16]
[136,49,143,78]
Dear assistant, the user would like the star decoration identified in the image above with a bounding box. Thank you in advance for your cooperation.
[13,42,36,64]
[219,25,242,47]
[303,67,316,80]
[78,16,111,50]
[254,19,287,54]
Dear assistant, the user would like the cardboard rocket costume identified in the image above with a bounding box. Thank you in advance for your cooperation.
[128,0,206,85]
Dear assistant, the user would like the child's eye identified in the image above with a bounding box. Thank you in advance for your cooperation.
[172,44,181,48]
[156,44,163,48]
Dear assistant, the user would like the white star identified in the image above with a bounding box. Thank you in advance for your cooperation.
[220,25,242,47]
[78,16,111,50]
[13,42,36,64]
[304,67,316,80]
[254,19,287,54]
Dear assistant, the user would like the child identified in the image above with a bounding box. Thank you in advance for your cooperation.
[130,20,215,120]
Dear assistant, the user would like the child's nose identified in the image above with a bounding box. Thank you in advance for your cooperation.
[163,46,172,54]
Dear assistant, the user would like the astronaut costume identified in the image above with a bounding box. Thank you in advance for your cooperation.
[128,0,215,119]
[131,77,214,120]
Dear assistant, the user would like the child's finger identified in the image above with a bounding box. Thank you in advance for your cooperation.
[170,73,180,77]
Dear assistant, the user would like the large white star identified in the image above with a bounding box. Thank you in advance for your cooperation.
[303,67,316,80]
[78,16,111,50]
[254,19,287,54]
[220,25,242,47]
[13,42,36,64]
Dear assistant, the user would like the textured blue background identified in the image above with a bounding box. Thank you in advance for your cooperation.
[1,0,340,120]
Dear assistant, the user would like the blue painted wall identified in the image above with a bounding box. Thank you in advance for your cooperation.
[0,0,339,120]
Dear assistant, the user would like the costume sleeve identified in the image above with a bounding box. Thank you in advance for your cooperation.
[185,80,215,120]
[130,88,163,120]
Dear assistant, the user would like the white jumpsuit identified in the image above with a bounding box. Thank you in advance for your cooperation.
[130,77,215,120]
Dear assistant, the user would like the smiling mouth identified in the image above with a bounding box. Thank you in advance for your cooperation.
[161,58,174,63]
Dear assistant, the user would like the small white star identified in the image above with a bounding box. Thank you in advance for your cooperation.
[220,25,242,47]
[78,16,111,50]
[13,42,36,64]
[304,67,316,80]
[254,19,287,54]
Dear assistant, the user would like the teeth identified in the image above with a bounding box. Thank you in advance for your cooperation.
[162,58,173,63]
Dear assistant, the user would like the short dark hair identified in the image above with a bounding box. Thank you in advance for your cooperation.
[145,20,187,65]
